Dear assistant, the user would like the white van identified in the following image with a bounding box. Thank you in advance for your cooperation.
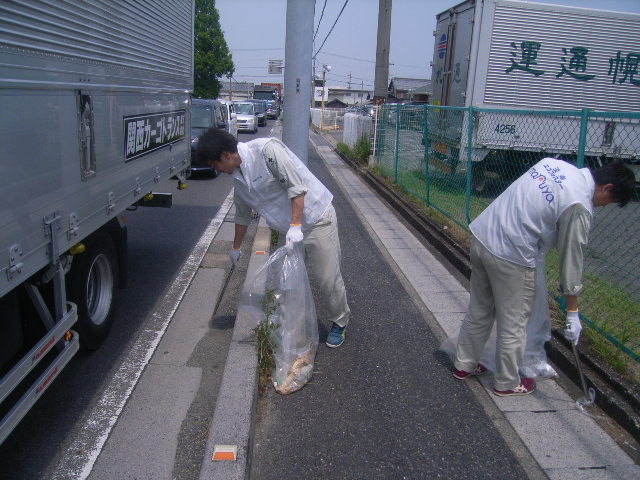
[219,100,238,138]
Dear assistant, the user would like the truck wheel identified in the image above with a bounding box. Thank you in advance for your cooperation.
[472,163,487,193]
[68,233,118,350]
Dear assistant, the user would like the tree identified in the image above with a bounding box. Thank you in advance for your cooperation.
[194,0,234,98]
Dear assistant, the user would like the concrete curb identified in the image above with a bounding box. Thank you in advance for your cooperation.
[199,217,271,480]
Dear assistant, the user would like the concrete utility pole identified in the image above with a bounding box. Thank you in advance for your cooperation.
[283,0,314,164]
[373,0,392,105]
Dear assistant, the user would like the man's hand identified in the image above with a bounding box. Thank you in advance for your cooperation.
[564,310,582,345]
[229,248,243,266]
[285,224,303,251]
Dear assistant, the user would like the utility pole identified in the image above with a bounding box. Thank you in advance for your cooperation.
[283,0,314,164]
[373,0,392,105]
[348,72,352,90]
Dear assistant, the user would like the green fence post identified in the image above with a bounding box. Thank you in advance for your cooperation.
[423,105,430,206]
[465,106,474,225]
[577,108,590,168]
[394,103,400,183]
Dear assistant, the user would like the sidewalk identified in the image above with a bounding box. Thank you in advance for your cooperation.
[199,127,640,479]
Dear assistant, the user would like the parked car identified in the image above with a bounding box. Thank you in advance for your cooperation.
[346,103,374,116]
[234,102,258,133]
[246,99,267,126]
[190,98,228,176]
[219,100,238,138]
[266,102,280,119]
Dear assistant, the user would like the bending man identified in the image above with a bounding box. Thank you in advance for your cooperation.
[197,128,351,347]
[453,159,634,396]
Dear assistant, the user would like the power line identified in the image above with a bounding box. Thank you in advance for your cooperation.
[313,0,349,59]
[233,74,284,79]
[322,51,428,70]
[325,74,374,88]
[230,47,284,51]
[322,52,375,64]
[313,0,328,43]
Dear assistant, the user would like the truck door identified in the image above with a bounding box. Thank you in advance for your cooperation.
[431,2,475,107]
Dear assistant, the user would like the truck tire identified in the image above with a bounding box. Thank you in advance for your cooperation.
[68,232,118,350]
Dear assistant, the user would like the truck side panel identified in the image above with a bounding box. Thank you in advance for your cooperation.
[0,1,193,299]
[477,0,640,111]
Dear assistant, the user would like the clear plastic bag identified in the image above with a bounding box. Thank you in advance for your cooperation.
[440,253,557,379]
[241,244,318,394]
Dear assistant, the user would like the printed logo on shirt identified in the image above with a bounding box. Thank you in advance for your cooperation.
[542,164,566,189]
[529,166,557,204]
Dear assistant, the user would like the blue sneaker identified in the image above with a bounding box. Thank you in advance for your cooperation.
[326,323,346,348]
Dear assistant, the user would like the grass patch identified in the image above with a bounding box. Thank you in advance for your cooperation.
[372,165,472,249]
[337,137,371,165]
[545,251,640,378]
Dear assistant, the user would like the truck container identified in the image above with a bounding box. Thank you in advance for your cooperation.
[259,82,282,97]
[0,0,193,444]
[253,84,281,117]
[429,0,640,186]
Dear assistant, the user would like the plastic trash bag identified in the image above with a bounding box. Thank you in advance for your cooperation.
[440,253,557,379]
[241,244,318,394]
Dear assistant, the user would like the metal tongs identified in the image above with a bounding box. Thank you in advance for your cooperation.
[571,342,596,411]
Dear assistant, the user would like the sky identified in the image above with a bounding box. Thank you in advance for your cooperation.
[216,0,640,91]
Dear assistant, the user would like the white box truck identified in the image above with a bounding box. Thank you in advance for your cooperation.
[0,1,193,444]
[429,0,640,186]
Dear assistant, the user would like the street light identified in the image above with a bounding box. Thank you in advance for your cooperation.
[321,64,331,129]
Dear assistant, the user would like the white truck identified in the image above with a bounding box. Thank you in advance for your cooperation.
[0,1,193,444]
[429,0,640,187]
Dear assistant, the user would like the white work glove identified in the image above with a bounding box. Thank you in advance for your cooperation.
[228,248,243,266]
[564,310,582,345]
[285,224,303,251]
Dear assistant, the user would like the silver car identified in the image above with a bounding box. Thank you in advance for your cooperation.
[234,102,258,133]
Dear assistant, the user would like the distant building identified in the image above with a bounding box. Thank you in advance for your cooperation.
[328,87,372,106]
[218,81,254,101]
[388,77,431,103]
[326,98,348,108]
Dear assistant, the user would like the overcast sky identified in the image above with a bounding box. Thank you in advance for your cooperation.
[216,0,640,90]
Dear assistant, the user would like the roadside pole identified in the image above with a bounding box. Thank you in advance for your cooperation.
[283,0,314,164]
[374,0,392,105]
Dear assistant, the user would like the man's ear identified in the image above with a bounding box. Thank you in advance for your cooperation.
[601,183,614,194]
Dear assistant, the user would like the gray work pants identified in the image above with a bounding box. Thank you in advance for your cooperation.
[303,204,351,327]
[455,239,536,391]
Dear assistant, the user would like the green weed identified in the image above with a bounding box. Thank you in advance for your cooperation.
[253,288,280,387]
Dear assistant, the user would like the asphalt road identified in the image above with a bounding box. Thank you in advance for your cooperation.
[0,121,275,479]
[249,136,531,479]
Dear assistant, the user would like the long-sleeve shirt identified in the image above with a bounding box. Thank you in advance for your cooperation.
[556,203,591,296]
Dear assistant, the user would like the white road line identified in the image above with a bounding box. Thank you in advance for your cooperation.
[51,190,235,480]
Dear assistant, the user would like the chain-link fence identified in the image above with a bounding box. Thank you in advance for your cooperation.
[374,103,640,364]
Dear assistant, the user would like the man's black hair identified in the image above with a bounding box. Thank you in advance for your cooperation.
[196,128,238,165]
[591,162,636,207]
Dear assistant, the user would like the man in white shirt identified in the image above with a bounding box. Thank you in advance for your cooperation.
[197,128,351,347]
[453,159,635,396]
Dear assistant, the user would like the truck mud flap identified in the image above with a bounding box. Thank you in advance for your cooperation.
[0,302,79,445]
